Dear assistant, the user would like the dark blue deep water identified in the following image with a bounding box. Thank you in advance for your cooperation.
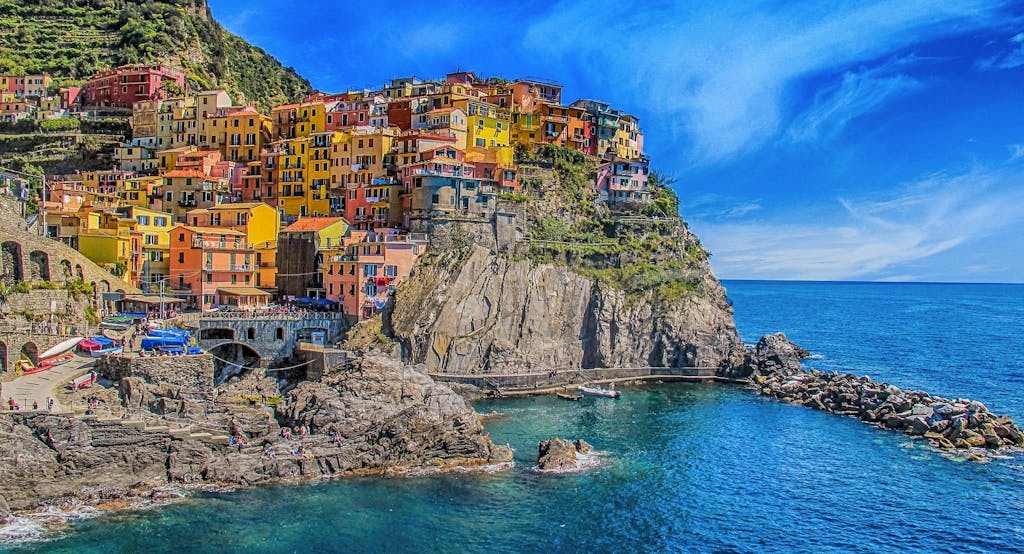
[6,281,1024,553]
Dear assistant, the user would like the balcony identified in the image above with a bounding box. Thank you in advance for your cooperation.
[178,199,197,207]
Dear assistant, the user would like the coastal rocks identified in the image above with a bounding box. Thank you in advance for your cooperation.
[720,332,809,380]
[748,341,1024,455]
[278,355,513,472]
[537,438,596,472]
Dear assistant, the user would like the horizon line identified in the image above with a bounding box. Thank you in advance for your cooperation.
[719,278,1024,285]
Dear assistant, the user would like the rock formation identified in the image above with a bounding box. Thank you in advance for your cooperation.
[390,243,746,375]
[537,438,595,471]
[0,355,510,513]
[748,334,1024,454]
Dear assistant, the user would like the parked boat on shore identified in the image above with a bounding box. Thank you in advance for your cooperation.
[556,392,582,401]
[577,385,621,398]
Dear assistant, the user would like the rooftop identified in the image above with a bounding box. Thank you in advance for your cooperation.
[283,216,347,233]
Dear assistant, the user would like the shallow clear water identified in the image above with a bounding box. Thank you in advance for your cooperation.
[6,281,1024,553]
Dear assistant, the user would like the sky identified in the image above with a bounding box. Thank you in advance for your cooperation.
[209,0,1024,283]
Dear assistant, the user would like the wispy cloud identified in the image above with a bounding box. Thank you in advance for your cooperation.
[976,31,1024,70]
[1009,144,1024,161]
[524,0,1004,163]
[788,60,923,142]
[693,162,1024,280]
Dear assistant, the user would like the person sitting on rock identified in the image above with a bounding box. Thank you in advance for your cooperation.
[265,446,276,459]
[331,430,343,446]
[281,428,293,440]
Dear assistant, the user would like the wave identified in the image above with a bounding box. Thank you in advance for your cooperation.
[0,504,100,545]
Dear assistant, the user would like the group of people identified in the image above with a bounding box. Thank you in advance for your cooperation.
[7,396,55,412]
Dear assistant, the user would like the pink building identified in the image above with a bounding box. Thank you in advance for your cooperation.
[79,65,186,109]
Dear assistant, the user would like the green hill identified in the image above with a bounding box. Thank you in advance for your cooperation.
[0,0,313,111]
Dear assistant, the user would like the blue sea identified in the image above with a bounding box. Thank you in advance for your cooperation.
[5,281,1024,553]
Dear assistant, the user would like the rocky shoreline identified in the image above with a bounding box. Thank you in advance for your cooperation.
[747,333,1024,458]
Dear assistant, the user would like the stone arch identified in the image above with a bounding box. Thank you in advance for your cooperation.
[200,328,235,341]
[28,250,50,281]
[99,280,111,294]
[90,281,98,301]
[0,340,7,373]
[208,342,262,386]
[20,341,39,365]
[1,241,24,285]
[60,259,73,279]
[75,264,84,281]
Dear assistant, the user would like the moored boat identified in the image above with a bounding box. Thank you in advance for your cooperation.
[38,337,85,360]
[557,392,582,401]
[577,385,621,398]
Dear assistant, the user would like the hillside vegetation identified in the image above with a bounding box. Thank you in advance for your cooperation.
[0,0,312,110]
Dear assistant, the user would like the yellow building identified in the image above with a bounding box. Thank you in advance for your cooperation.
[204,106,271,163]
[329,127,397,189]
[78,210,139,285]
[615,114,643,159]
[122,175,162,210]
[114,206,174,291]
[132,99,160,139]
[454,98,511,150]
[271,101,327,140]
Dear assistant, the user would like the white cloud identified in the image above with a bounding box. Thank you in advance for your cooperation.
[1009,144,1024,161]
[524,0,1004,163]
[788,61,923,142]
[976,31,1024,70]
[693,163,1024,280]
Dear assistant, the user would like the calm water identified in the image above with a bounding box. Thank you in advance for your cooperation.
[6,281,1024,553]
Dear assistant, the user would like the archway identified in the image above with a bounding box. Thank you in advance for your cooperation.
[28,250,50,281]
[208,342,262,386]
[20,342,39,365]
[0,340,7,373]
[99,280,111,294]
[75,264,84,281]
[60,259,73,279]
[1,241,23,285]
[199,328,235,341]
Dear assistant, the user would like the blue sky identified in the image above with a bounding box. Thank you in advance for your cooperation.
[210,0,1024,283]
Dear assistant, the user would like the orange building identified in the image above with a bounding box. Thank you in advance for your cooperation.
[169,225,264,310]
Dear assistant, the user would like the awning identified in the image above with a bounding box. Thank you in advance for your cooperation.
[118,295,186,305]
[216,287,272,297]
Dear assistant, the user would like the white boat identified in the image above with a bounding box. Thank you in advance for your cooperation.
[577,385,621,398]
[89,346,123,358]
[38,337,85,360]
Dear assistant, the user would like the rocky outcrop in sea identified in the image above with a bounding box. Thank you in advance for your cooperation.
[747,333,1024,456]
[536,437,597,472]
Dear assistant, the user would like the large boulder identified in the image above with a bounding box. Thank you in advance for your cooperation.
[728,332,809,379]
[536,437,595,471]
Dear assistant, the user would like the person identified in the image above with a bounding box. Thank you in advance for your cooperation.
[8,397,17,411]
[331,430,343,446]
[265,446,276,459]
[32,400,38,410]
[47,397,54,411]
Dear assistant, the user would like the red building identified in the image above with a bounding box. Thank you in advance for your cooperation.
[79,65,186,109]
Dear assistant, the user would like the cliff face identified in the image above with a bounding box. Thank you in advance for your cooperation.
[389,224,746,375]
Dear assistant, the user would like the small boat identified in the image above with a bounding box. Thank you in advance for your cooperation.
[557,392,582,401]
[577,385,621,398]
[89,346,123,358]
[38,337,85,360]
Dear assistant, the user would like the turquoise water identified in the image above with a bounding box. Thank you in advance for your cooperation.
[7,281,1024,552]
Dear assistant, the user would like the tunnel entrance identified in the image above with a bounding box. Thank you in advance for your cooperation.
[209,342,262,387]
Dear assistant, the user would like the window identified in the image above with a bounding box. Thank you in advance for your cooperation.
[475,138,485,147]
[247,327,255,340]
[431,194,440,204]
[178,252,185,263]
[178,233,185,242]
[144,234,158,245]
[384,265,398,277]
[276,328,284,340]
[155,217,167,226]
[364,264,378,277]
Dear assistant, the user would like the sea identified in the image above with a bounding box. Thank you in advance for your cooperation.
[3,281,1023,553]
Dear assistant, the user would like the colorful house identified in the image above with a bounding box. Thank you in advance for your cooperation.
[321,229,428,320]
[113,206,174,291]
[78,65,186,109]
[276,217,349,299]
[184,202,279,288]
[596,156,651,205]
[169,226,260,311]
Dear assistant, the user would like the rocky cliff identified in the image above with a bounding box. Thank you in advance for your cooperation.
[389,151,747,375]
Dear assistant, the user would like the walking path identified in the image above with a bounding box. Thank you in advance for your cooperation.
[3,355,96,413]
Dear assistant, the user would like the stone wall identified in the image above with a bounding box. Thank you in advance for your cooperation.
[98,353,214,400]
[198,314,348,365]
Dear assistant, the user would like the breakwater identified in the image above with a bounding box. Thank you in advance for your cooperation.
[749,334,1024,455]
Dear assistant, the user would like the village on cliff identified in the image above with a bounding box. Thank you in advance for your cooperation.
[1,65,651,318]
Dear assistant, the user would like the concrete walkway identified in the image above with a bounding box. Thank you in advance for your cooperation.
[2,355,96,413]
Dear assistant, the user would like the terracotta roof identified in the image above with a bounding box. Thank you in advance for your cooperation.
[283,217,347,232]
[174,225,246,236]
[208,202,269,210]
[162,170,209,178]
